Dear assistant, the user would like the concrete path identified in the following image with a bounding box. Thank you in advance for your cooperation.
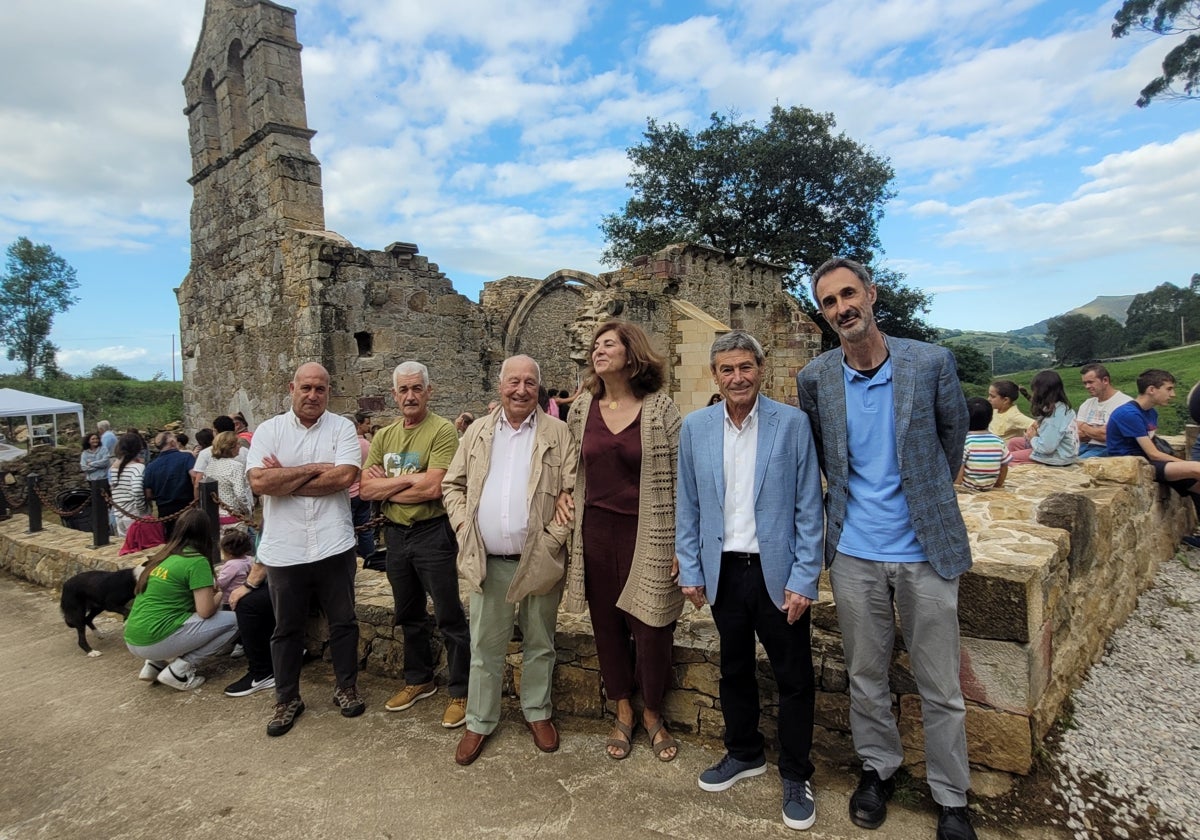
[0,575,1063,840]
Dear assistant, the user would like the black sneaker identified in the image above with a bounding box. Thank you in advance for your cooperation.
[224,672,276,698]
[332,685,366,718]
[936,806,978,840]
[267,698,305,737]
[849,767,895,830]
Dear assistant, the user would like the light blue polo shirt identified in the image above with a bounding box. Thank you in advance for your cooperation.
[838,358,925,562]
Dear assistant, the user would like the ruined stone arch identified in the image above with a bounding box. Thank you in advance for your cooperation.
[502,269,602,355]
[196,69,221,170]
[222,39,250,150]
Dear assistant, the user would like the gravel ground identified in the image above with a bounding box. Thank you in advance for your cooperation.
[1053,548,1200,839]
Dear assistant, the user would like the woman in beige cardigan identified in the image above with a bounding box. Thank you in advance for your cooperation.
[564,320,684,761]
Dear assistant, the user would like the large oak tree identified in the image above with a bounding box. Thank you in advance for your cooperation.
[600,106,936,348]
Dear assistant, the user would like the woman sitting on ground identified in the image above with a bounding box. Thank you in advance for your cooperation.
[124,508,239,690]
[109,431,150,537]
[987,380,1034,442]
[1007,370,1079,465]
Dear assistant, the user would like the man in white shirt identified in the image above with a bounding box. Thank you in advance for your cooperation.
[247,363,364,737]
[1076,363,1133,459]
[441,355,576,766]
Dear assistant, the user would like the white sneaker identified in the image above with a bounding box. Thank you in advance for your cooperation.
[231,643,245,659]
[157,661,205,691]
[138,660,164,682]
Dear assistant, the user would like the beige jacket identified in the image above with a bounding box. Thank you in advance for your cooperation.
[565,390,684,627]
[442,406,577,603]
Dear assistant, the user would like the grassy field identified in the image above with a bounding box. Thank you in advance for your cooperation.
[0,376,182,438]
[970,344,1200,435]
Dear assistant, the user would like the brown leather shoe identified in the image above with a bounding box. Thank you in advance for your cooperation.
[525,718,559,752]
[455,729,488,766]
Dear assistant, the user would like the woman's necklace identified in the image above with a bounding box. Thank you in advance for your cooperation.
[608,398,619,410]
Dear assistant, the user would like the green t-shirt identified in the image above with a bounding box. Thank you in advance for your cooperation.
[364,413,458,526]
[124,550,215,647]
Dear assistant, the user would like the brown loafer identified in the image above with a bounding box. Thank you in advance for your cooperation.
[526,718,559,753]
[455,729,488,766]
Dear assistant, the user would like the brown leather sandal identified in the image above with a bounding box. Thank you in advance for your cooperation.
[606,718,634,760]
[646,719,679,762]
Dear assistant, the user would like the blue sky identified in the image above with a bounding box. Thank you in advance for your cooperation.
[1,0,1196,380]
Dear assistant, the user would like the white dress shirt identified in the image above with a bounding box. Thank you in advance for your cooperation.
[722,399,760,554]
[477,410,536,556]
[247,410,361,567]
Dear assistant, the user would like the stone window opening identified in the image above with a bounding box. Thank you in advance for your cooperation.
[354,331,373,357]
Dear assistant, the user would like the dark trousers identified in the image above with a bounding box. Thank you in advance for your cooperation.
[233,580,275,680]
[267,547,359,703]
[351,496,376,559]
[385,517,469,696]
[156,500,190,539]
[710,552,816,783]
[583,507,675,709]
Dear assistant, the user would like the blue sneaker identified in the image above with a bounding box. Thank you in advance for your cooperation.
[698,752,767,792]
[782,779,816,830]
[1182,535,1200,550]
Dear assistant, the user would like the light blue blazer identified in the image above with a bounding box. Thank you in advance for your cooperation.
[675,395,825,605]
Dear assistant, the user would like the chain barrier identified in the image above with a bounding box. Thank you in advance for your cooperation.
[0,483,27,510]
[102,490,199,525]
[31,482,90,518]
[358,514,386,533]
[211,493,257,529]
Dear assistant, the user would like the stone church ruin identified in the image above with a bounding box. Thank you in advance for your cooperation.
[177,0,821,430]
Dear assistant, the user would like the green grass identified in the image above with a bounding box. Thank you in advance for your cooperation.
[982,344,1200,435]
[0,376,182,436]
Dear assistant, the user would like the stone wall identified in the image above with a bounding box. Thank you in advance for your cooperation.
[3,455,1190,777]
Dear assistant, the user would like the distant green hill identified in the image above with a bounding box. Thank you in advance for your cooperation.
[1011,294,1136,335]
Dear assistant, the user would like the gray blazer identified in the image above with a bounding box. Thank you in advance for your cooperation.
[675,395,825,605]
[796,336,972,580]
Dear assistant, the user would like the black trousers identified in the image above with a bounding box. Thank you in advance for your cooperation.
[267,547,359,703]
[710,552,816,782]
[233,580,275,680]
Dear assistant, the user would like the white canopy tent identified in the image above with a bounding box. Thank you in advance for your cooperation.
[0,388,85,448]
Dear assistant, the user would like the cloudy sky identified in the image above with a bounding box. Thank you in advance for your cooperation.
[0,0,1195,380]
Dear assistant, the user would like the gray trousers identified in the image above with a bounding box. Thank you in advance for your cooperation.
[126,611,239,667]
[830,552,970,806]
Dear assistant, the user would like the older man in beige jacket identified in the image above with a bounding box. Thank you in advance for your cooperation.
[442,355,577,766]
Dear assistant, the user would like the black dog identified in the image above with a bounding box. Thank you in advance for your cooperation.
[60,565,144,656]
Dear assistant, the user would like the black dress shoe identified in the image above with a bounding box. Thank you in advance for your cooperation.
[849,767,895,829]
[936,806,978,840]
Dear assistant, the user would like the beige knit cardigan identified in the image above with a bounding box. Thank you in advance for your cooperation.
[564,390,684,627]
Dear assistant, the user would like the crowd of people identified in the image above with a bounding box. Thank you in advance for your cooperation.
[88,257,1200,839]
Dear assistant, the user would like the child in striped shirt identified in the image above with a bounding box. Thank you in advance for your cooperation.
[957,397,1010,491]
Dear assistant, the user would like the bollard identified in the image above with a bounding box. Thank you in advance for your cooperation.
[197,478,221,563]
[89,479,110,548]
[26,474,42,533]
[0,471,9,521]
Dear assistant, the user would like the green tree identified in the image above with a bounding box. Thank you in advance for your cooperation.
[943,342,991,386]
[89,364,133,380]
[1124,281,1197,351]
[1113,0,1200,106]
[0,237,79,378]
[1047,313,1101,365]
[600,106,935,348]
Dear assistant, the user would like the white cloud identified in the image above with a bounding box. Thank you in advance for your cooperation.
[56,346,150,369]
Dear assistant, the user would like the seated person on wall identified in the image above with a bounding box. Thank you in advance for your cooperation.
[1076,364,1132,459]
[986,380,1034,442]
[956,398,1010,491]
[1107,369,1200,548]
[1006,370,1078,466]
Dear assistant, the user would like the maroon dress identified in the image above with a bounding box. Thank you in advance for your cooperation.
[581,397,674,708]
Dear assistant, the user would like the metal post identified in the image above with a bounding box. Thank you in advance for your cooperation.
[26,474,42,533]
[89,479,110,548]
[0,471,9,521]
[197,478,221,563]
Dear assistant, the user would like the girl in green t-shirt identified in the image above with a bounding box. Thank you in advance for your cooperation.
[125,509,239,690]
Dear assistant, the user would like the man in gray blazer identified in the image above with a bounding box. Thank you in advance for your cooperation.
[677,331,825,832]
[796,258,975,840]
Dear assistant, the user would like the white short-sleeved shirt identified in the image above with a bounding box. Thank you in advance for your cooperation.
[247,410,361,567]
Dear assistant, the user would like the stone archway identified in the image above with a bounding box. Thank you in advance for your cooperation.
[501,270,604,390]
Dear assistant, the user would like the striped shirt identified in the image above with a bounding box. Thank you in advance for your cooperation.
[961,432,1010,490]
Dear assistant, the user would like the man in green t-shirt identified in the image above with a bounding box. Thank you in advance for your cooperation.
[360,361,471,729]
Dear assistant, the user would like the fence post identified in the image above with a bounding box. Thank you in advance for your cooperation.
[89,479,110,548]
[26,474,42,533]
[197,478,220,563]
[0,471,9,521]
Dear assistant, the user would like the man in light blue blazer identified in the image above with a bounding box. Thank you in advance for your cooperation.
[796,258,976,840]
[676,331,825,832]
